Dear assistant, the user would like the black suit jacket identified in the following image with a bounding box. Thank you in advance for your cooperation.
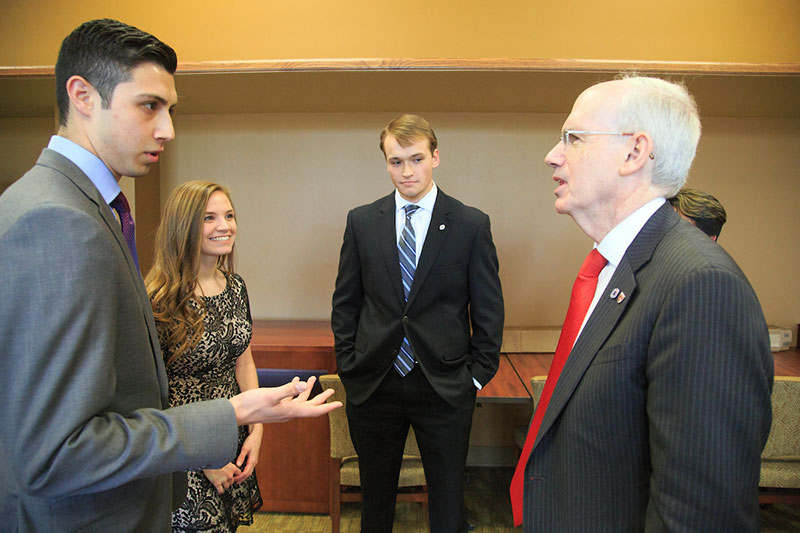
[523,203,773,531]
[331,189,504,407]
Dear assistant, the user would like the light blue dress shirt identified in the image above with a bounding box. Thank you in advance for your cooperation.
[48,135,120,206]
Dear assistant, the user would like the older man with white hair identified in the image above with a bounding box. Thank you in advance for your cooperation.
[510,76,773,531]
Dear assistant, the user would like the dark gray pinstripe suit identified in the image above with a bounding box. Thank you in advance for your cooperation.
[523,203,773,532]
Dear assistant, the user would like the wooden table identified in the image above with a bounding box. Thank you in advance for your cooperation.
[506,353,553,399]
[477,354,530,403]
[773,348,800,377]
[506,349,800,396]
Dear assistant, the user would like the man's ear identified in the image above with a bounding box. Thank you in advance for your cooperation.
[431,148,440,168]
[64,75,98,119]
[619,131,654,176]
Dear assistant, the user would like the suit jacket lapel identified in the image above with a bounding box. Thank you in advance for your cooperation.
[42,150,140,280]
[535,260,636,445]
[377,193,406,305]
[406,190,452,309]
[534,203,678,449]
[40,149,171,403]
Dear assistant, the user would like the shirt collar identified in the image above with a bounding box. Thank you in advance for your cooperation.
[395,182,438,213]
[596,197,666,267]
[48,135,121,205]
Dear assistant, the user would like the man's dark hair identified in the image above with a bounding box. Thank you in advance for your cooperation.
[55,18,177,126]
[669,188,727,239]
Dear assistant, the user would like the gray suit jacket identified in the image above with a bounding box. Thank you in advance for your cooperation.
[0,149,239,532]
[523,203,773,532]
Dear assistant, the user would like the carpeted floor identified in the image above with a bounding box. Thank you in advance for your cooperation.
[241,467,800,532]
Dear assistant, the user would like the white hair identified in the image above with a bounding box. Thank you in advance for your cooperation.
[614,76,702,197]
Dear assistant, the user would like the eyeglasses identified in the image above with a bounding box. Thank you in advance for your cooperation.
[561,130,634,147]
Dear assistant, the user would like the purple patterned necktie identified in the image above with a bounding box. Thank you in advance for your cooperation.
[110,191,140,271]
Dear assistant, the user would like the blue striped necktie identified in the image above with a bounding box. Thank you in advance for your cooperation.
[395,204,420,376]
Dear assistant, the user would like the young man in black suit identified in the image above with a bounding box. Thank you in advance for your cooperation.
[332,114,504,532]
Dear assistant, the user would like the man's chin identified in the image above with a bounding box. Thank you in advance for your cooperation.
[122,165,153,179]
[554,198,570,215]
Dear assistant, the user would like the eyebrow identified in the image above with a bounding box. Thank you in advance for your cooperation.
[138,93,178,109]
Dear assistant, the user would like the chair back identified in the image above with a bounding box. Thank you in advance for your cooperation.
[530,375,547,409]
[319,374,357,459]
[762,376,800,459]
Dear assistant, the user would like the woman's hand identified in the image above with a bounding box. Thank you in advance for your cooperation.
[233,424,263,483]
[203,463,242,494]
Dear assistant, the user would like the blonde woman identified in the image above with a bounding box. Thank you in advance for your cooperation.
[146,181,262,531]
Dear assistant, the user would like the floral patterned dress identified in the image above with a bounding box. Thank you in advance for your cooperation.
[162,273,262,532]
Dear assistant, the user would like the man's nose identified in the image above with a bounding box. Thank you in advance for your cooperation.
[544,143,563,168]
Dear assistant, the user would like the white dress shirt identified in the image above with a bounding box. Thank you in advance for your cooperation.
[394,183,437,265]
[576,197,666,343]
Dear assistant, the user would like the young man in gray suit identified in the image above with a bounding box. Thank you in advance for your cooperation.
[511,77,773,531]
[0,19,339,532]
[332,115,504,532]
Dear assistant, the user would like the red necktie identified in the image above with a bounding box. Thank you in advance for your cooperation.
[509,248,607,526]
[110,191,140,271]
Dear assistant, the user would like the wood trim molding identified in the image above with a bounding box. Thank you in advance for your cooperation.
[3,58,800,78]
[175,58,800,76]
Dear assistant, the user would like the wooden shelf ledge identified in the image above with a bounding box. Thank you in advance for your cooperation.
[3,57,800,78]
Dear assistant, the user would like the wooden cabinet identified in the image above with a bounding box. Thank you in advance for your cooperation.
[250,320,336,513]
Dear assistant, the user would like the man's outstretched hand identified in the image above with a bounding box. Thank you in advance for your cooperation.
[229,376,342,426]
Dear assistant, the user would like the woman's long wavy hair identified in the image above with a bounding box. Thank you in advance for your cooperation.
[145,181,236,363]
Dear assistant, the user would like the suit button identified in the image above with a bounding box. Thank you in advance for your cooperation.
[402,316,409,324]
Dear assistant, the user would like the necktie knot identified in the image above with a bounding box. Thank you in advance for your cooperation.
[579,248,608,279]
[110,191,131,216]
[404,204,420,218]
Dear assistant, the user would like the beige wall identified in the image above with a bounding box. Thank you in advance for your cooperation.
[0,117,53,191]
[160,111,800,337]
[2,0,799,66]
[2,1,798,338]
[691,116,800,336]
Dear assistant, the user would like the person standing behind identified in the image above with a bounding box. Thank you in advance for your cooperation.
[669,187,727,240]
[331,114,504,532]
[0,19,339,532]
[146,181,263,531]
[510,76,772,531]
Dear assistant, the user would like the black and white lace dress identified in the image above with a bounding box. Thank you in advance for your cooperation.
[163,273,262,532]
